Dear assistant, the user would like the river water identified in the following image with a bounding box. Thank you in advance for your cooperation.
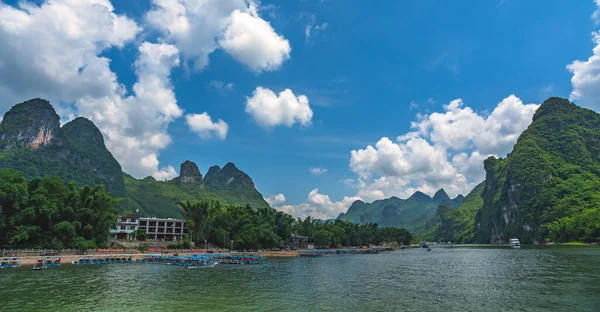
[0,246,599,311]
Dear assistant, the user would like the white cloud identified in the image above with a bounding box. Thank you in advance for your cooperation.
[207,80,235,92]
[0,0,140,106]
[76,42,183,180]
[309,167,328,176]
[220,7,291,72]
[349,95,539,202]
[186,112,229,140]
[567,31,600,109]
[276,189,360,220]
[265,193,286,206]
[0,1,187,180]
[410,95,538,155]
[245,87,313,128]
[147,0,290,72]
[153,165,178,181]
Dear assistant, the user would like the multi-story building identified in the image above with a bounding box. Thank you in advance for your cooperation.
[109,214,139,240]
[110,214,188,241]
[138,217,187,241]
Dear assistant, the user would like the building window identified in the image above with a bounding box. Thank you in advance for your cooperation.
[140,221,147,226]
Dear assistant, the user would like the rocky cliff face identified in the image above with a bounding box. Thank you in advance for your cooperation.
[0,98,60,150]
[203,162,256,189]
[0,99,125,196]
[171,160,204,187]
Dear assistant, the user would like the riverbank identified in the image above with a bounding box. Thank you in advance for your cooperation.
[10,250,302,266]
[9,248,400,266]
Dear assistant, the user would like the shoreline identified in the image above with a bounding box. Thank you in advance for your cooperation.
[7,250,302,267]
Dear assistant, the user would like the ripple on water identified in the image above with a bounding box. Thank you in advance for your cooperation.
[0,247,599,311]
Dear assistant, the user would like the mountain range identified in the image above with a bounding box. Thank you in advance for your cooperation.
[0,98,269,218]
[337,189,463,232]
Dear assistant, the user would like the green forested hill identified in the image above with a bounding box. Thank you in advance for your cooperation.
[435,182,485,243]
[435,97,600,244]
[121,161,270,218]
[478,97,600,243]
[0,99,270,218]
[0,99,125,196]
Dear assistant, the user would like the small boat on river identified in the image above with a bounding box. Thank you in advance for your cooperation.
[509,238,521,249]
[33,259,46,271]
[72,256,94,264]
[1,258,22,269]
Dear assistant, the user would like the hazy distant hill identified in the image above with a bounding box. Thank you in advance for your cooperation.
[337,189,463,231]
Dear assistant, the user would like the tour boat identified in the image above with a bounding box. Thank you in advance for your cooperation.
[509,238,521,249]
[72,256,94,264]
[33,260,46,271]
[1,258,22,268]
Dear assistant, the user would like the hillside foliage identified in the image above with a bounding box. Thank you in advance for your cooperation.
[0,169,118,249]
[178,200,413,250]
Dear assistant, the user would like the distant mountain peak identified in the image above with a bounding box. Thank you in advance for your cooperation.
[204,162,254,189]
[408,191,431,202]
[0,98,60,150]
[433,188,450,203]
[172,160,203,187]
[0,98,125,196]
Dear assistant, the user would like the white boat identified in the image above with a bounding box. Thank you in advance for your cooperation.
[509,238,521,249]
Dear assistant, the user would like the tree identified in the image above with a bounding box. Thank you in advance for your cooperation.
[132,228,147,241]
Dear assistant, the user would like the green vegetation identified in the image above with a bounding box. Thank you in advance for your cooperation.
[177,201,413,250]
[0,169,118,249]
[122,172,270,218]
[436,98,600,244]
[435,182,485,243]
[478,98,600,243]
[338,189,463,232]
[0,100,125,196]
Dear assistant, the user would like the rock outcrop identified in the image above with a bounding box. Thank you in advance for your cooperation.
[0,98,125,196]
[171,160,204,187]
[0,98,60,150]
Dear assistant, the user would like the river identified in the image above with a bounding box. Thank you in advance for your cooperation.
[0,246,599,311]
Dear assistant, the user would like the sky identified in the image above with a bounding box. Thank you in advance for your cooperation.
[1,0,600,220]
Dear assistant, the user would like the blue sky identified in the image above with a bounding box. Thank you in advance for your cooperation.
[1,0,600,219]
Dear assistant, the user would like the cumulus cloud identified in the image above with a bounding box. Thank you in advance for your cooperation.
[309,167,328,176]
[220,7,291,72]
[567,31,600,109]
[350,95,538,202]
[76,42,183,180]
[265,193,286,206]
[186,112,229,140]
[0,1,186,180]
[146,0,290,72]
[276,189,360,220]
[245,87,313,128]
[0,0,140,106]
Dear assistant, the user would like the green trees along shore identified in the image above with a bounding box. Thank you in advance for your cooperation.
[0,169,118,249]
[178,200,413,250]
[0,168,413,249]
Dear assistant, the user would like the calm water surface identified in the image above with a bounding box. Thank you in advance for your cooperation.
[0,246,599,311]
